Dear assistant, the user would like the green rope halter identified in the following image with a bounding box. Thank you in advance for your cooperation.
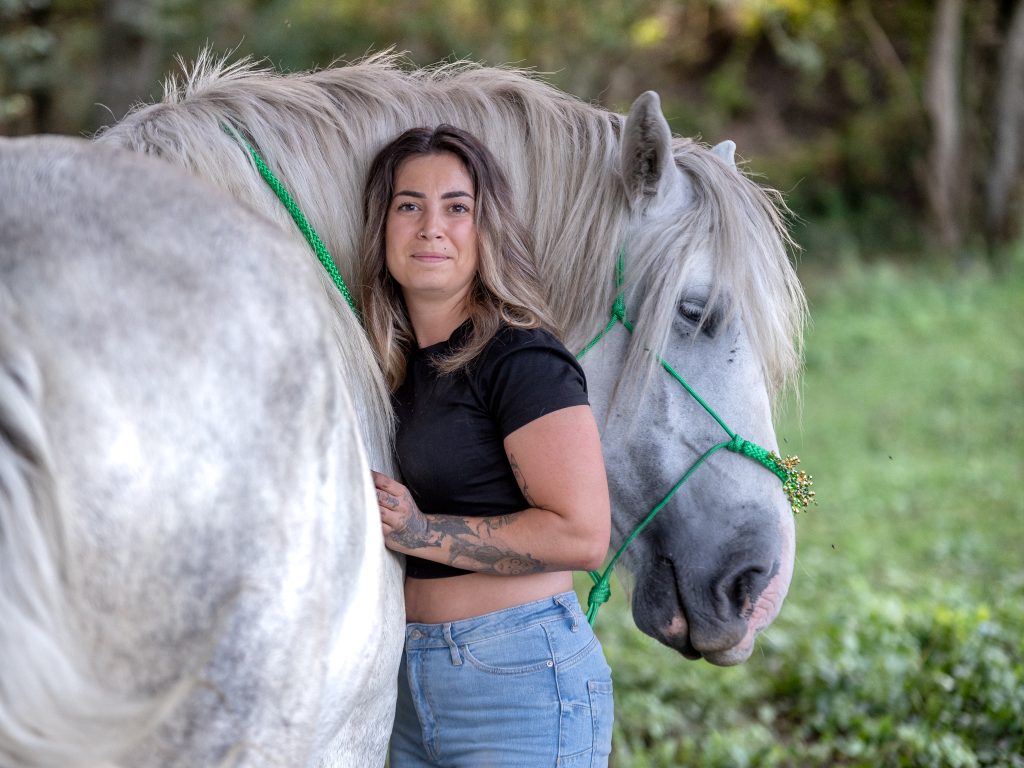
[222,124,360,319]
[577,248,814,625]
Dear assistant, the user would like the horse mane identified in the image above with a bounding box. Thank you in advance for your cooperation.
[96,49,804,407]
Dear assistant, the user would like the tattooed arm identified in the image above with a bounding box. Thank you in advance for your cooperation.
[373,405,610,575]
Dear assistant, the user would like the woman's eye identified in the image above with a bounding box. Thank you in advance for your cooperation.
[396,202,418,212]
[449,203,471,214]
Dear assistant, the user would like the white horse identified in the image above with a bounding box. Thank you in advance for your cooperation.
[0,136,403,767]
[97,51,805,663]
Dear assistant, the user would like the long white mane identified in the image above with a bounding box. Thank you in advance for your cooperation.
[97,50,804,406]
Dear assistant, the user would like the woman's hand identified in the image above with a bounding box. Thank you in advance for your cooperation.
[372,470,430,551]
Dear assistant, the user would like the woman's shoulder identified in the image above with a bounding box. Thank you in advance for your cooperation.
[473,324,588,435]
[473,323,585,389]
[486,324,571,356]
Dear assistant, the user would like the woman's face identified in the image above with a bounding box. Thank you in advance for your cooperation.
[384,151,479,310]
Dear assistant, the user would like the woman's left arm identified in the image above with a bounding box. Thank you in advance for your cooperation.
[374,404,610,574]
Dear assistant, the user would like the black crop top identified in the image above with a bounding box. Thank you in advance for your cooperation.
[393,322,590,579]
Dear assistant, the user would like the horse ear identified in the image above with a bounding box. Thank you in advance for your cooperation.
[621,91,681,209]
[712,140,737,169]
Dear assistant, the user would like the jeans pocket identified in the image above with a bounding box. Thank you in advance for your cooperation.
[461,624,554,674]
[555,676,614,768]
[587,679,614,767]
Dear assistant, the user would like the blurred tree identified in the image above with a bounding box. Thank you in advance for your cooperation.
[0,0,57,133]
[984,0,1024,247]
[97,0,164,121]
[924,0,965,252]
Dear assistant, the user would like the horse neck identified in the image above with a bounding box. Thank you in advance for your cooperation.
[96,57,631,353]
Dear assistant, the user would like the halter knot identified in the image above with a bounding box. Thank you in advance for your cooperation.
[725,433,782,477]
[610,291,627,324]
[586,576,612,624]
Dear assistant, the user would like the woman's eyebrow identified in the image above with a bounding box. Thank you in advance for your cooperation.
[392,189,474,199]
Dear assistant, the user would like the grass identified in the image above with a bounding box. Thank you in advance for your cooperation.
[583,253,1024,767]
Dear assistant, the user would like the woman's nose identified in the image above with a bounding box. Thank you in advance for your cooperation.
[418,208,443,238]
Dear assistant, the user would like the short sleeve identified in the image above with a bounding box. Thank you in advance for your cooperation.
[473,328,590,438]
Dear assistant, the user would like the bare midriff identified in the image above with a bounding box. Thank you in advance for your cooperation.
[403,570,574,624]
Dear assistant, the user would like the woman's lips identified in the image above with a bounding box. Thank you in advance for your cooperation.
[412,252,448,262]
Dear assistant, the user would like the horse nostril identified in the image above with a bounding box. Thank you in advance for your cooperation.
[719,566,770,619]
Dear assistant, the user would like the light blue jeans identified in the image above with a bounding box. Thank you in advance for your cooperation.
[389,591,614,767]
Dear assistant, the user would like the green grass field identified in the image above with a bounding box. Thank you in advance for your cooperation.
[586,254,1024,767]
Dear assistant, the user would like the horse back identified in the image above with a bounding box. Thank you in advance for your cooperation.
[0,136,392,767]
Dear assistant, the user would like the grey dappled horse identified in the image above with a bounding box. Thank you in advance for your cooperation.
[0,136,402,768]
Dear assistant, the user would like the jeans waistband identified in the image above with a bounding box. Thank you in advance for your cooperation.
[404,591,583,649]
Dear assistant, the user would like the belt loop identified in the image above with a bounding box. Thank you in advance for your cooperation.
[554,593,579,632]
[442,623,463,666]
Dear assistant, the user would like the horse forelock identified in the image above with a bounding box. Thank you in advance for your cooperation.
[686,141,806,403]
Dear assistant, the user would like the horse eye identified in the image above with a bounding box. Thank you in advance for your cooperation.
[678,300,705,324]
[678,298,718,336]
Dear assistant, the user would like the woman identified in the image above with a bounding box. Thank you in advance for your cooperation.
[359,125,613,767]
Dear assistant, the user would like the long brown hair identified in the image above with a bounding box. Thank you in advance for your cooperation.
[358,125,553,391]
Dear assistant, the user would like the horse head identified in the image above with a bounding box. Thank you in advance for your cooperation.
[580,92,803,665]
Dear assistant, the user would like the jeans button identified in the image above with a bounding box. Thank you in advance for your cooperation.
[409,629,422,640]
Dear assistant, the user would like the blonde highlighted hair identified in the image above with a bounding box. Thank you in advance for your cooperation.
[358,125,554,391]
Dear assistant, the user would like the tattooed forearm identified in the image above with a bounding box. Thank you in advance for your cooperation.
[509,453,538,507]
[378,471,552,574]
[445,540,545,575]
[406,512,546,575]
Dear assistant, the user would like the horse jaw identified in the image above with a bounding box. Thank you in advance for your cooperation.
[634,502,796,666]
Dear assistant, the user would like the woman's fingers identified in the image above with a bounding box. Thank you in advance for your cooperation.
[371,470,403,508]
[370,470,421,545]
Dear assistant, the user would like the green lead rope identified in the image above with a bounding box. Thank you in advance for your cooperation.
[222,124,360,319]
[578,249,814,625]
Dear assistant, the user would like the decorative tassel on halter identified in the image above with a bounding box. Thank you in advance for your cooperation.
[768,452,817,516]
[725,434,816,516]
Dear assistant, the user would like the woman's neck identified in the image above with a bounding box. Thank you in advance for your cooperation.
[406,297,470,348]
